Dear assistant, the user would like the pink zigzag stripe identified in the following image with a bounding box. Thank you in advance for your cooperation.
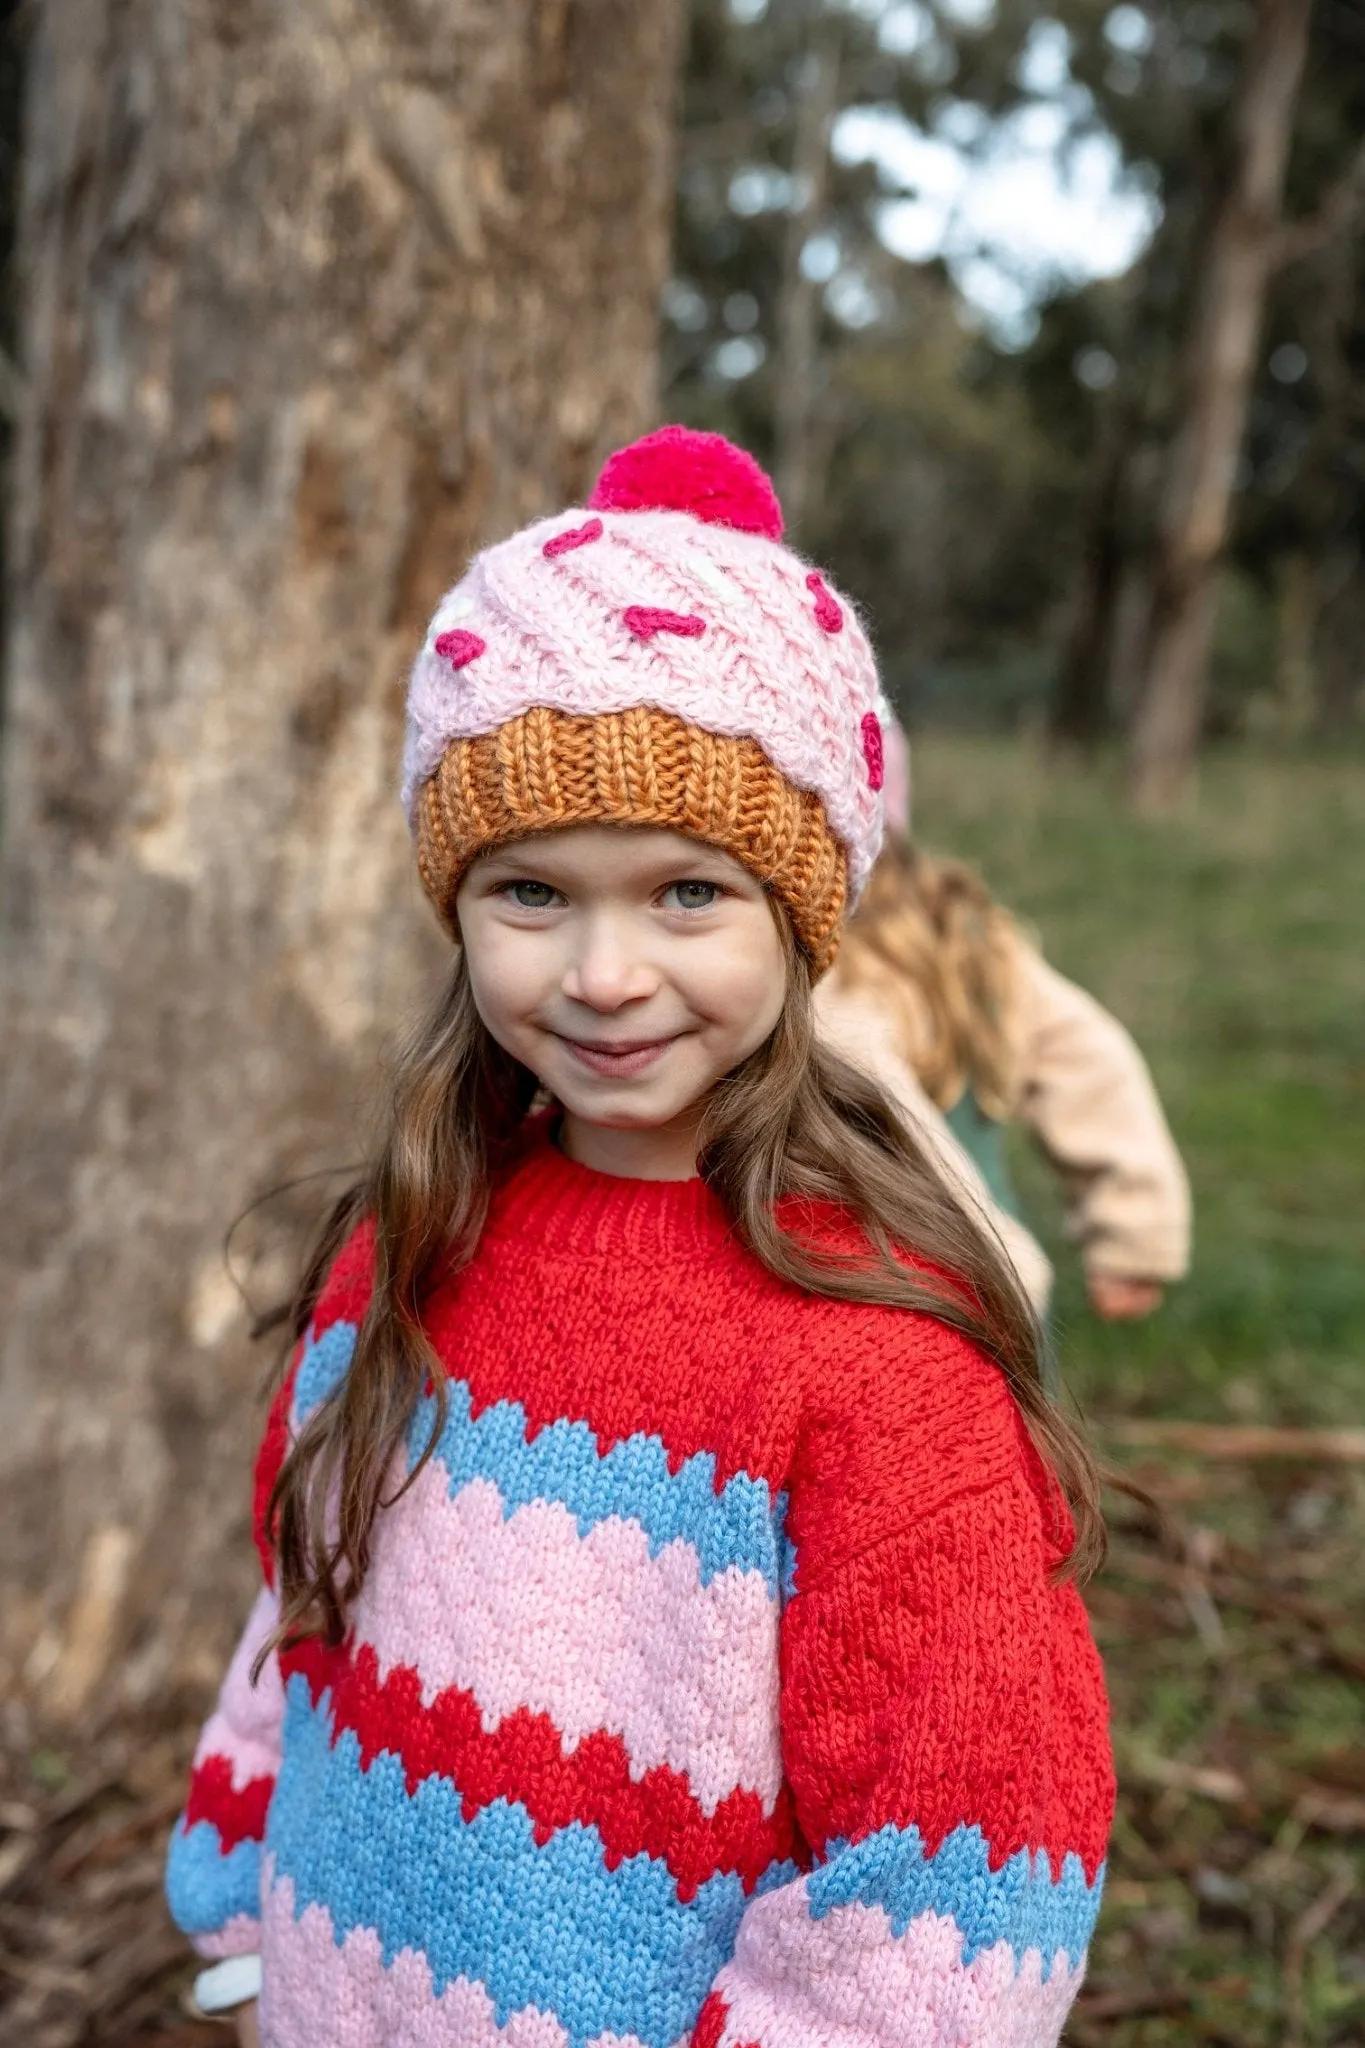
[192,1912,262,1963]
[259,1869,657,2048]
[192,1585,285,1791]
[351,1463,783,1819]
[710,1883,1087,2048]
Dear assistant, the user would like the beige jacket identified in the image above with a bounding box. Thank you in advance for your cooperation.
[815,975,1055,1315]
[818,933,1191,1290]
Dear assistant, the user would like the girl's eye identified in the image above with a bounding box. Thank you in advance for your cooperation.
[666,880,719,911]
[506,880,559,909]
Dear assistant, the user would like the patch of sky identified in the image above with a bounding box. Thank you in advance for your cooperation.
[1269,342,1308,384]
[831,8,1160,352]
[1104,3,1155,54]
[826,269,885,328]
[723,290,761,332]
[661,278,709,334]
[1017,18,1073,93]
[878,2,934,56]
[800,231,843,283]
[711,335,768,381]
[1074,344,1119,390]
[728,164,794,216]
[727,0,769,22]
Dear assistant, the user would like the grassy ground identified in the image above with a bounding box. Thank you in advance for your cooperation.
[915,737,1365,2045]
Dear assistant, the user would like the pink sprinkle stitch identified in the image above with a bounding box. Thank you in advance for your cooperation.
[806,572,843,634]
[542,517,604,560]
[623,606,707,642]
[861,711,885,791]
[433,629,486,669]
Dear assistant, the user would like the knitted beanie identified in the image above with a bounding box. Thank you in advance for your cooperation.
[403,426,889,975]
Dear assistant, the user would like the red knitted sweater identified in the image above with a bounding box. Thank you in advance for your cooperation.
[168,1117,1114,2048]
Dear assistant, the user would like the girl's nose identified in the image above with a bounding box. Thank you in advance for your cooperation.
[561,916,659,1012]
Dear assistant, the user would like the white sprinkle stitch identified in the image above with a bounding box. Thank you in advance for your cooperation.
[690,557,742,604]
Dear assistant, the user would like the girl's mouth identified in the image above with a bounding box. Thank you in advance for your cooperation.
[558,1034,679,1079]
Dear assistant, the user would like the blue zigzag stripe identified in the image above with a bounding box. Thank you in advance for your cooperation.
[165,1820,262,1937]
[268,1678,794,2048]
[294,1321,782,1590]
[807,1820,1104,1973]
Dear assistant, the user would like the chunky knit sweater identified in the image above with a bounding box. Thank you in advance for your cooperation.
[167,1120,1114,2048]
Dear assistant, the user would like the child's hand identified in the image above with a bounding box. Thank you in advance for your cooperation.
[236,2001,260,2048]
[1088,1274,1164,1320]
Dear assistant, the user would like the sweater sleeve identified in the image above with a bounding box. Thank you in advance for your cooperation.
[1012,945,1191,1283]
[164,1370,295,1958]
[694,1316,1113,2048]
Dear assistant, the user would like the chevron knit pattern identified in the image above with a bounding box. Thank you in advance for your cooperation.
[402,429,889,974]
[167,1120,1114,2048]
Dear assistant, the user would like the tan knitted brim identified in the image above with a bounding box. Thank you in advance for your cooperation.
[415,705,847,975]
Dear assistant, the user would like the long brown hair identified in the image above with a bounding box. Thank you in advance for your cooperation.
[266,927,1104,1657]
[838,834,1022,1117]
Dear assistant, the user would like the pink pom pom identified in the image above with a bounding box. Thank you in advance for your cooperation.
[589,426,784,539]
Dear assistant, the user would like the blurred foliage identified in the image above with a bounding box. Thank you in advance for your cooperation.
[666,0,1365,735]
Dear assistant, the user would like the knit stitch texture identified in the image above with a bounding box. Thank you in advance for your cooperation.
[168,1121,1114,2047]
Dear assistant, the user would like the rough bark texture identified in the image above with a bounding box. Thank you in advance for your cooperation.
[0,0,684,1720]
[1127,0,1311,811]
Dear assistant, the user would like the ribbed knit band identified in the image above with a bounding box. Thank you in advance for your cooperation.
[414,704,848,975]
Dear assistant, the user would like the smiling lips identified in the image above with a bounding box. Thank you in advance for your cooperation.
[558,1034,679,1079]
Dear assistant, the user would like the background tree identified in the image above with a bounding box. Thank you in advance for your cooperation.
[0,0,685,1725]
[667,0,1365,759]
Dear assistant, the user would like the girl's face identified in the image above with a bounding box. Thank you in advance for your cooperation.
[456,825,789,1179]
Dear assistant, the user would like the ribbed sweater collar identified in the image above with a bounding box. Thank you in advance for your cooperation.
[484,1115,735,1262]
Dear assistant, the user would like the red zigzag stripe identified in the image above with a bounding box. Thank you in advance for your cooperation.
[281,1636,808,1903]
[184,1753,276,1853]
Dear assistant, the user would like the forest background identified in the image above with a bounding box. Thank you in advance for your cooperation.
[0,0,1362,2044]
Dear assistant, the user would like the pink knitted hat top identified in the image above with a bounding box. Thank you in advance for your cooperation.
[404,426,889,973]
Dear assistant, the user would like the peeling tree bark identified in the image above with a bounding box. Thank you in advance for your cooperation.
[0,0,684,1720]
[1126,0,1312,811]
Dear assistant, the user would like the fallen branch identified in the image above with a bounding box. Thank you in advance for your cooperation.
[1102,1420,1365,1462]
[1120,1745,1248,1804]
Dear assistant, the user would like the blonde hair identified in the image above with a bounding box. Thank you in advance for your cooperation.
[263,933,1103,1660]
[839,836,1023,1118]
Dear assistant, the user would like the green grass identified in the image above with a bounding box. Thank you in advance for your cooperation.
[913,738,1365,2046]
[911,736,1365,1423]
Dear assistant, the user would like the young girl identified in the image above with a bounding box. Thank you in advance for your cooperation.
[819,724,1190,1325]
[167,427,1114,2048]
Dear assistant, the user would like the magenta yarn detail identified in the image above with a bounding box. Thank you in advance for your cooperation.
[861,711,885,791]
[590,425,784,539]
[433,630,486,669]
[623,606,707,642]
[543,518,604,560]
[807,573,843,634]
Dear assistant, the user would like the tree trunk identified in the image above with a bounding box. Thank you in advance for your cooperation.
[1126,0,1312,811]
[772,12,840,537]
[0,0,684,1724]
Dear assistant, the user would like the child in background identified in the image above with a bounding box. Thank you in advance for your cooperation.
[167,428,1113,2048]
[819,719,1191,1323]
